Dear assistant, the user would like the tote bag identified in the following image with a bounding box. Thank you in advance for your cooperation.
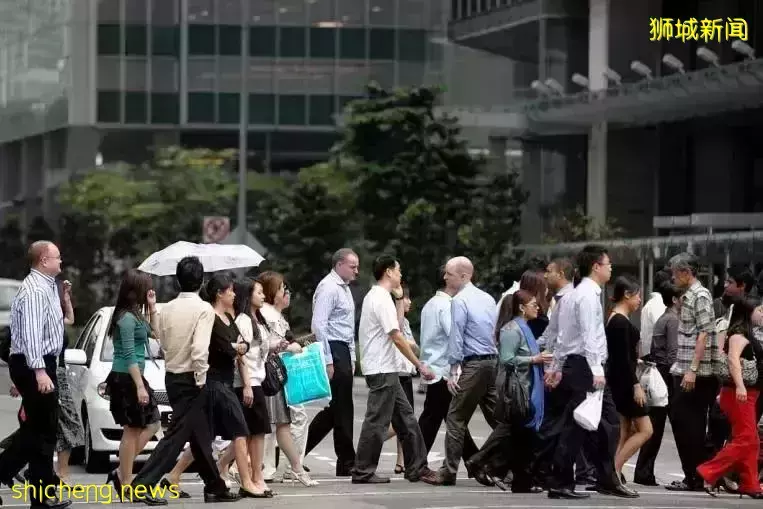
[280,342,332,406]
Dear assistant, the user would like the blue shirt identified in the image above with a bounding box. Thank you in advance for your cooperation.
[419,291,452,383]
[10,270,65,369]
[448,282,498,366]
[311,270,356,365]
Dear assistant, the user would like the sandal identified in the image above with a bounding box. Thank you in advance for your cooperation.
[394,464,404,474]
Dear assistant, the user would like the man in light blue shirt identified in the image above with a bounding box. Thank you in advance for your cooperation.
[417,286,481,467]
[304,248,359,476]
[433,257,498,485]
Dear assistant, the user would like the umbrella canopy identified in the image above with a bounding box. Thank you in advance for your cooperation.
[138,241,265,276]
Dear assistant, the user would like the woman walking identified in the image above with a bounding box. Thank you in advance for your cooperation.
[606,276,652,483]
[105,270,161,497]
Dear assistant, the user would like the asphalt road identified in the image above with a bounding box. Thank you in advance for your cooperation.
[0,368,757,508]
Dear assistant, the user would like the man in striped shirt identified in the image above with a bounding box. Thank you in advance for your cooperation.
[0,241,70,509]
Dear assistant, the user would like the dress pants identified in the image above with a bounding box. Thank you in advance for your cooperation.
[0,355,59,504]
[467,419,536,490]
[670,375,718,488]
[131,373,226,494]
[304,342,356,472]
[417,379,478,457]
[549,355,619,491]
[440,357,498,477]
[697,387,761,493]
[634,363,675,483]
[352,373,428,481]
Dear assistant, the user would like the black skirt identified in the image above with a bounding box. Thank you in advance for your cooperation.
[235,386,271,435]
[105,371,160,428]
[206,378,250,440]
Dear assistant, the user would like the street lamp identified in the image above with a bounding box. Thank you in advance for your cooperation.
[662,53,686,74]
[732,40,756,60]
[631,60,653,80]
[697,47,721,67]
[237,2,250,245]
[530,80,553,95]
[603,68,622,86]
[571,73,590,89]
[544,78,565,95]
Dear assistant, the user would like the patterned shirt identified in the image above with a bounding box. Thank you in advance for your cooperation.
[670,279,716,377]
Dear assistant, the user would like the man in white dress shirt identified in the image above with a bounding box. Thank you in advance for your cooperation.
[639,269,671,359]
[546,245,637,500]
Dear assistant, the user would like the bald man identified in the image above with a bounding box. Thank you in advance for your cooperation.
[0,241,70,508]
[433,257,499,485]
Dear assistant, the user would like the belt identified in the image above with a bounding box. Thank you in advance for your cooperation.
[463,354,497,363]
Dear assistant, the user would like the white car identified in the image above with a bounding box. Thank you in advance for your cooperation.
[0,279,23,349]
[65,306,172,473]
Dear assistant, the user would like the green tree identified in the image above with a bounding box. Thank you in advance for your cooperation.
[0,216,26,279]
[542,204,623,244]
[27,216,55,243]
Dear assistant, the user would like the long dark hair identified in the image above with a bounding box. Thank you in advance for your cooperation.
[202,272,235,305]
[519,270,549,315]
[108,269,153,337]
[495,289,533,344]
[727,296,761,340]
[233,278,270,347]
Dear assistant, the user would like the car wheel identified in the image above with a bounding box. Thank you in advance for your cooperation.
[83,409,111,473]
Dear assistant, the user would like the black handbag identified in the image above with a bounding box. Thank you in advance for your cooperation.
[503,365,531,424]
[261,353,288,397]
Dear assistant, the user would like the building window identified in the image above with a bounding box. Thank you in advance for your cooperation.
[188,92,215,122]
[151,92,179,123]
[250,26,276,57]
[125,92,148,124]
[152,26,180,56]
[451,0,459,19]
[309,28,335,58]
[188,25,216,55]
[309,95,335,125]
[249,93,275,124]
[278,95,306,125]
[280,27,306,57]
[369,28,395,60]
[97,91,121,122]
[218,25,242,56]
[125,25,148,56]
[397,30,427,62]
[97,24,121,55]
[218,93,240,123]
[338,95,363,112]
[339,28,366,59]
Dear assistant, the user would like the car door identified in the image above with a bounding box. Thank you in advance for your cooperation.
[67,313,102,415]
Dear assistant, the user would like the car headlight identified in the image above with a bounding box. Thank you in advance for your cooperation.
[97,382,110,400]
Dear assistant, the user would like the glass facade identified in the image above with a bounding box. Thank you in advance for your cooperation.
[95,0,445,126]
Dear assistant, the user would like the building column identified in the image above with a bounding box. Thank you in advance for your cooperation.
[586,0,609,224]
[487,135,507,174]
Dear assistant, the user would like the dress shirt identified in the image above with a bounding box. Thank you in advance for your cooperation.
[395,317,417,375]
[150,292,214,386]
[639,292,666,357]
[553,277,607,377]
[447,282,498,366]
[311,270,356,365]
[419,291,452,384]
[10,269,65,369]
[539,282,574,370]
[671,280,715,377]
[495,281,520,313]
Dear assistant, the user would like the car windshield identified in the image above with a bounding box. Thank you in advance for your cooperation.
[0,285,20,311]
[100,336,165,361]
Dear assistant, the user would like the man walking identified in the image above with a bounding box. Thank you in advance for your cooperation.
[305,248,360,476]
[433,256,498,486]
[351,255,438,485]
[546,245,636,499]
[0,241,70,509]
[665,252,718,492]
[130,257,239,505]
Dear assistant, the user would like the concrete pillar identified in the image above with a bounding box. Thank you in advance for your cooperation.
[487,135,507,174]
[586,0,609,224]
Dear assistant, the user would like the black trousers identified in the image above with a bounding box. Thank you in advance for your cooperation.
[549,355,619,491]
[670,374,718,487]
[417,379,478,457]
[304,342,356,471]
[0,355,59,504]
[131,373,226,494]
[634,364,675,483]
[469,419,535,490]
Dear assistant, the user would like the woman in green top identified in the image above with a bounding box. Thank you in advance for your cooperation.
[104,269,160,495]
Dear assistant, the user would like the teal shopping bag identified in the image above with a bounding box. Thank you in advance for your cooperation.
[280,343,332,406]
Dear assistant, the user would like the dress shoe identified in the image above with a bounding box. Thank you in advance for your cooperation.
[596,483,639,498]
[31,498,72,509]
[464,460,495,487]
[351,475,390,484]
[513,486,544,494]
[336,463,354,477]
[548,488,590,499]
[633,477,659,487]
[410,468,439,485]
[203,490,242,503]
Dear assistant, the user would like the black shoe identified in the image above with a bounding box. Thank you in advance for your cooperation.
[548,488,590,499]
[464,460,495,487]
[31,499,72,509]
[159,479,190,499]
[336,463,354,477]
[303,464,310,473]
[106,470,124,501]
[596,483,639,498]
[203,490,241,503]
[513,486,543,494]
[239,488,274,498]
[633,477,659,487]
[136,495,168,506]
[351,475,390,484]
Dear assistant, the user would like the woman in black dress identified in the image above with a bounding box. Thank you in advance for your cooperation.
[606,275,653,483]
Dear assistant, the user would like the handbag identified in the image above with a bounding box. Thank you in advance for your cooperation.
[503,365,530,424]
[574,390,603,431]
[717,354,758,387]
[261,353,288,397]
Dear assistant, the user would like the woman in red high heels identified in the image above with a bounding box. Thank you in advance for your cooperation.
[697,297,763,499]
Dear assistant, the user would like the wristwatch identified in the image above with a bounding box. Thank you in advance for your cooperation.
[689,364,699,373]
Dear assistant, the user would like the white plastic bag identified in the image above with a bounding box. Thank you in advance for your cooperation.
[640,365,669,407]
[574,390,603,431]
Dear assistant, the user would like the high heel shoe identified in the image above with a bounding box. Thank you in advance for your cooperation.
[394,464,404,474]
[106,470,125,502]
[703,482,721,498]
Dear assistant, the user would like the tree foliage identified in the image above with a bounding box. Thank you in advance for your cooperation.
[542,204,623,244]
[0,216,26,280]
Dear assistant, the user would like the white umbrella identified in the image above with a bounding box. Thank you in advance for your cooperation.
[138,241,265,276]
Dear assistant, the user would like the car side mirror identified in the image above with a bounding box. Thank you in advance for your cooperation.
[64,349,87,366]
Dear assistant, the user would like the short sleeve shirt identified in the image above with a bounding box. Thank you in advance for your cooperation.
[359,285,400,376]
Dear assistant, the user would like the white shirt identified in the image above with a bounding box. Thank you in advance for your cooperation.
[233,314,267,387]
[553,277,607,377]
[540,282,574,372]
[395,317,417,375]
[640,292,666,357]
[495,281,520,313]
[359,285,401,376]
